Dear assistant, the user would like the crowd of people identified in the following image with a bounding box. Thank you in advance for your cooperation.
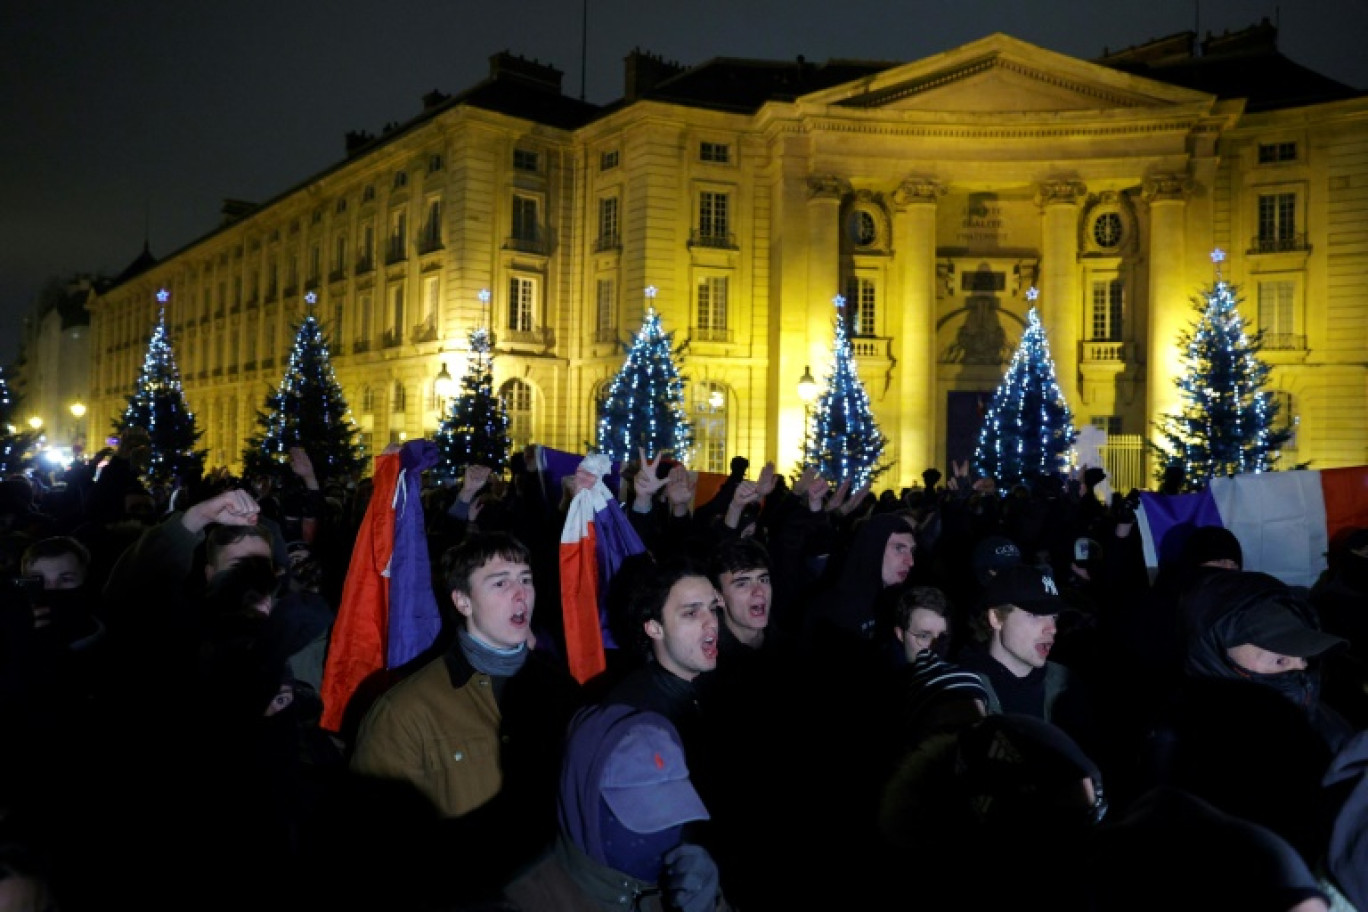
[2,434,1368,911]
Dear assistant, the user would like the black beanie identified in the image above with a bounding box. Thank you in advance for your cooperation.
[1181,525,1243,569]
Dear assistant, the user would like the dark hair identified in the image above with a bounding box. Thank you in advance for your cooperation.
[442,531,532,596]
[20,535,91,576]
[708,537,771,588]
[203,555,279,618]
[623,554,712,657]
[205,524,275,570]
[894,585,951,632]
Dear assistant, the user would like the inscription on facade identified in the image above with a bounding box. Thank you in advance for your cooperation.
[957,194,1006,245]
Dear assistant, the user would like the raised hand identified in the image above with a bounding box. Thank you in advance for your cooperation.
[183,488,260,534]
[460,464,492,501]
[840,481,872,515]
[665,463,697,514]
[824,478,851,514]
[288,446,319,489]
[755,461,777,497]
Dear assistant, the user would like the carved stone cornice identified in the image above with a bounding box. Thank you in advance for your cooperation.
[893,177,946,207]
[1036,179,1087,207]
[806,175,850,200]
[1142,172,1194,203]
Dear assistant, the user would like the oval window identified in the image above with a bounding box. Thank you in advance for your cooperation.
[849,210,877,247]
[1093,212,1123,248]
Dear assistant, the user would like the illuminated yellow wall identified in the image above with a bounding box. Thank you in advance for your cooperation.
[88,35,1368,486]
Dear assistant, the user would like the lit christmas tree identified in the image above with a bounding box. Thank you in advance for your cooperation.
[1150,248,1291,490]
[116,288,205,485]
[597,285,693,462]
[972,287,1077,486]
[435,289,511,477]
[0,363,36,475]
[804,293,891,490]
[243,291,364,485]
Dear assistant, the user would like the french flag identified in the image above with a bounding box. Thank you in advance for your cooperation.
[559,453,647,685]
[1137,465,1368,589]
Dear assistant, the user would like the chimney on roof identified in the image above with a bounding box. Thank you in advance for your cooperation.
[1094,30,1195,67]
[345,129,375,156]
[220,199,257,226]
[489,51,564,93]
[1201,18,1278,59]
[624,48,685,102]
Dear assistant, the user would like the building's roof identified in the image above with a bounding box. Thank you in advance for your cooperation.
[626,56,896,114]
[111,242,157,286]
[1100,48,1361,112]
[1094,21,1363,112]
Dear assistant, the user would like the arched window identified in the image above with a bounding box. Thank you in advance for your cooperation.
[500,378,534,452]
[692,381,728,474]
[393,380,407,414]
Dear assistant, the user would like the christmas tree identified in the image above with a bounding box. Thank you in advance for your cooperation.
[1150,249,1291,490]
[243,291,364,485]
[116,288,205,485]
[0,363,36,475]
[804,293,891,490]
[435,291,511,477]
[597,285,693,462]
[972,287,1077,486]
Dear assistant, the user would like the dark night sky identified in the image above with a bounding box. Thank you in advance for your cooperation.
[2,0,1364,366]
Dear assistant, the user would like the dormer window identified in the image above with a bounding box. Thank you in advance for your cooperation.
[513,149,539,172]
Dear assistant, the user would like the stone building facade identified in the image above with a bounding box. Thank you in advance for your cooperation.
[86,25,1368,489]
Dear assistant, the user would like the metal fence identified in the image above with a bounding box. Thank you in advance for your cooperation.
[1097,434,1146,495]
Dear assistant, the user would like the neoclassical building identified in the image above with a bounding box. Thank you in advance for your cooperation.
[86,22,1368,490]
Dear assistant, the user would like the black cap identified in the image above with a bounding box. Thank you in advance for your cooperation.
[983,564,1066,616]
[972,535,1023,585]
[1239,600,1347,659]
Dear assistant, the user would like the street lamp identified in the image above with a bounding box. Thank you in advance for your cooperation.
[69,402,86,419]
[434,362,455,401]
[797,365,818,458]
[27,416,43,431]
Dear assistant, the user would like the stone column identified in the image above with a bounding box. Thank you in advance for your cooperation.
[1037,179,1085,410]
[799,175,846,459]
[892,177,945,488]
[1143,172,1193,459]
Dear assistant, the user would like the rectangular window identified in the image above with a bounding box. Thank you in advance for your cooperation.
[511,195,540,242]
[699,191,729,241]
[359,223,374,269]
[596,278,616,335]
[267,262,278,298]
[845,277,877,336]
[388,284,405,338]
[393,170,408,189]
[1090,279,1124,340]
[388,210,407,261]
[513,149,539,172]
[1257,142,1298,164]
[1258,280,1297,349]
[1090,416,1123,436]
[428,153,443,173]
[697,276,729,332]
[232,276,242,307]
[600,149,619,171]
[246,314,258,363]
[420,198,442,251]
[336,197,348,214]
[333,235,347,273]
[286,255,298,290]
[507,277,536,332]
[700,142,730,163]
[422,275,440,323]
[1257,192,1297,247]
[358,293,372,342]
[309,244,321,283]
[597,196,619,248]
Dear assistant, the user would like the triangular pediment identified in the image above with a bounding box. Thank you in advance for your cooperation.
[801,33,1214,114]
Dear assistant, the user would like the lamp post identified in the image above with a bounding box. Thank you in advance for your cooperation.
[797,365,817,462]
[69,401,87,457]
